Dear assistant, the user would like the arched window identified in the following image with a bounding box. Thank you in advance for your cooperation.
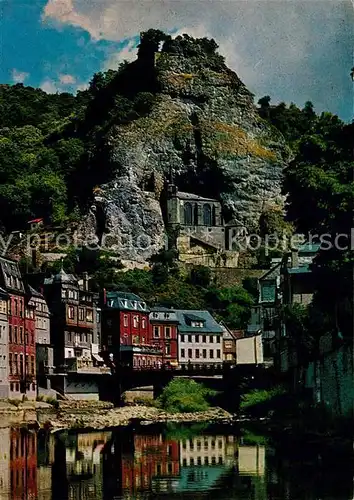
[184,203,193,225]
[203,204,212,226]
[212,205,216,226]
[194,204,199,226]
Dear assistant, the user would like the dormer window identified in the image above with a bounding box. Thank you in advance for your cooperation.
[153,312,158,318]
[191,321,204,328]
[122,300,128,308]
[164,313,170,319]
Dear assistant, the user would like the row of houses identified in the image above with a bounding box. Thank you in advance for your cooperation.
[247,242,353,417]
[0,256,263,401]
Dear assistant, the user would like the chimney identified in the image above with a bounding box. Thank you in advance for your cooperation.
[291,249,299,268]
[83,272,89,291]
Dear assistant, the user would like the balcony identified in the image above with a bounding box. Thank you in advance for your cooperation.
[60,358,111,375]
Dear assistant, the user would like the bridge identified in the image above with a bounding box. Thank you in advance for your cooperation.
[99,363,273,408]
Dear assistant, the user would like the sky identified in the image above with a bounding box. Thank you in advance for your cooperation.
[1,0,353,121]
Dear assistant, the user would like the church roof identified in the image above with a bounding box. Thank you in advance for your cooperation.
[176,191,218,203]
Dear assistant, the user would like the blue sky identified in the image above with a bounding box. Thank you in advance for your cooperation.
[1,0,353,121]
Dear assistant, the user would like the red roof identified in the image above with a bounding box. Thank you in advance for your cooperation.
[27,218,43,224]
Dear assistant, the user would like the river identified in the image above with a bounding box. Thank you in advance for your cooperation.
[0,423,352,499]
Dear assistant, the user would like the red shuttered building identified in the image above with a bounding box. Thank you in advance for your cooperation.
[101,292,163,370]
[0,258,36,399]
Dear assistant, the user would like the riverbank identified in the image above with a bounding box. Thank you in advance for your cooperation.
[0,400,233,430]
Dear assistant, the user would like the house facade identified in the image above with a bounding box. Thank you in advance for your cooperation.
[0,257,37,400]
[101,291,163,370]
[43,269,109,400]
[0,287,9,398]
[221,325,238,365]
[175,310,223,369]
[149,307,179,368]
[28,286,54,392]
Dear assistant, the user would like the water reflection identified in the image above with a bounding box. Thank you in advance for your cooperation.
[0,424,352,499]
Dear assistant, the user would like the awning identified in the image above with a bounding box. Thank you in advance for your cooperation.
[92,353,104,363]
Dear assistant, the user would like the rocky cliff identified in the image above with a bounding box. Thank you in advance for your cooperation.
[80,34,290,264]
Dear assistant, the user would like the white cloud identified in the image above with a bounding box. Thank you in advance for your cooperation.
[59,73,76,84]
[103,39,137,71]
[40,76,88,94]
[12,69,29,84]
[40,79,61,94]
[42,0,353,120]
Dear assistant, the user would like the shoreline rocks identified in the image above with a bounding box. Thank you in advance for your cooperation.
[43,405,233,432]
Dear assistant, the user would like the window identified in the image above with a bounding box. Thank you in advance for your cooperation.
[188,348,192,358]
[142,318,146,329]
[61,289,66,299]
[165,326,171,338]
[210,350,214,358]
[195,349,200,358]
[9,326,12,343]
[19,327,23,344]
[133,335,139,345]
[181,334,185,342]
[86,309,93,322]
[216,336,221,343]
[203,335,207,343]
[9,354,12,374]
[184,202,193,225]
[25,331,28,345]
[195,334,199,343]
[31,356,35,375]
[14,327,18,344]
[188,335,192,343]
[217,349,221,358]
[203,349,207,358]
[225,340,233,349]
[133,316,138,328]
[165,344,171,355]
[203,204,212,226]
[123,314,128,327]
[181,349,185,358]
[14,354,18,374]
[153,326,160,338]
[209,336,213,343]
[79,308,84,321]
[68,306,75,319]
[191,321,203,328]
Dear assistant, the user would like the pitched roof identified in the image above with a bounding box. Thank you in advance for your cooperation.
[27,285,44,299]
[288,264,312,274]
[105,291,148,311]
[259,262,281,281]
[176,191,218,203]
[44,268,78,285]
[27,218,43,224]
[175,310,223,334]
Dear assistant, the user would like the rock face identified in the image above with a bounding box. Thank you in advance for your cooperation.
[80,41,290,263]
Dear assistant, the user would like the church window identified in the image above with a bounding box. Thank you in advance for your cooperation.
[203,204,212,226]
[184,203,193,225]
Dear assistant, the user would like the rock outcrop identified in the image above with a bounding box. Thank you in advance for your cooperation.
[79,35,291,264]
